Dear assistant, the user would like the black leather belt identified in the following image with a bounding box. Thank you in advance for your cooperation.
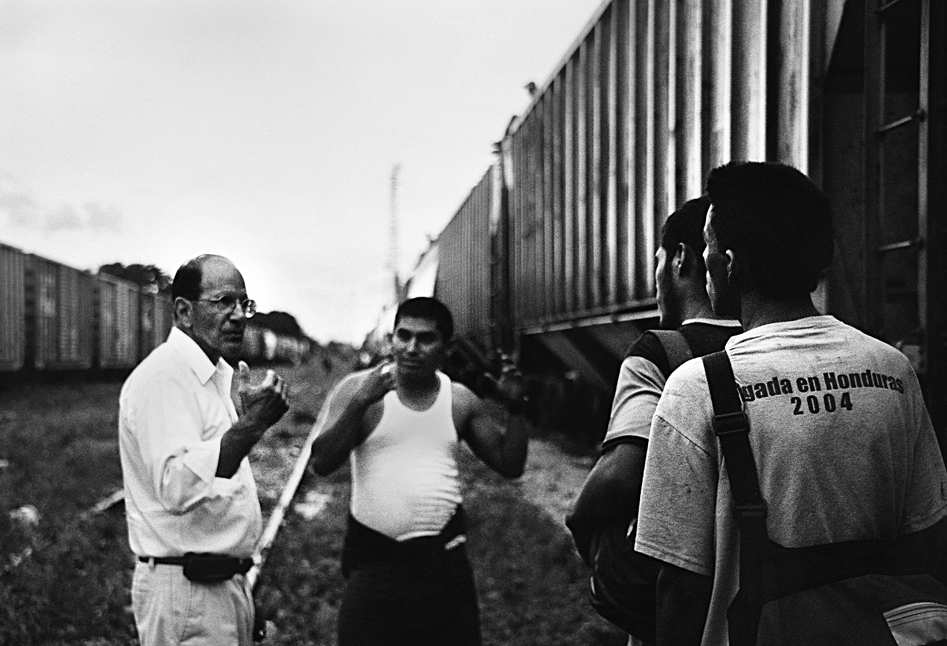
[138,555,253,570]
[139,556,188,566]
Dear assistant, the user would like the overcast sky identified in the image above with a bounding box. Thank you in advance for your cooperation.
[0,0,604,344]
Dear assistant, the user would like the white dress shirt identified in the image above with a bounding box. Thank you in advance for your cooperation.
[119,327,262,558]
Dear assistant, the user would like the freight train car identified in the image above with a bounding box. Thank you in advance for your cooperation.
[0,244,26,372]
[95,272,141,370]
[412,0,945,444]
[25,254,95,371]
[138,291,173,361]
[432,172,499,373]
[0,243,318,381]
[0,240,312,377]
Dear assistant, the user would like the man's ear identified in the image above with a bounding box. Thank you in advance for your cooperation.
[173,297,193,328]
[725,249,741,285]
[675,242,696,277]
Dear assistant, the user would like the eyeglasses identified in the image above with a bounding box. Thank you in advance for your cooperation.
[193,295,257,318]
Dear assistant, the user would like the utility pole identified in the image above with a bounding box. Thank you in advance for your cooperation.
[388,164,401,300]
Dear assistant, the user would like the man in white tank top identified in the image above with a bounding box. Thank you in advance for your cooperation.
[309,297,529,646]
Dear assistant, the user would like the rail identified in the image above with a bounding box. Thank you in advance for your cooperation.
[246,423,322,590]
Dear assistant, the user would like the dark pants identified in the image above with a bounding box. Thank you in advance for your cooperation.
[337,510,482,646]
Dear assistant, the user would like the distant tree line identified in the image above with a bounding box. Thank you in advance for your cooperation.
[99,262,171,294]
[249,311,307,339]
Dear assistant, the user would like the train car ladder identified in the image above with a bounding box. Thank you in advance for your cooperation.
[864,0,946,440]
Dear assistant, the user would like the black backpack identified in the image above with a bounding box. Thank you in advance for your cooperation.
[587,329,693,642]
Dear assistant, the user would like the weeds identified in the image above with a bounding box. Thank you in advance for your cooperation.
[0,354,623,645]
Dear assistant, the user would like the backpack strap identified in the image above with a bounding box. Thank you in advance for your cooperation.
[702,351,947,645]
[650,329,694,375]
[701,351,767,525]
[702,350,768,646]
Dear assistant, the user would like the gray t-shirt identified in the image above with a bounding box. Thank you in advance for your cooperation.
[635,315,947,646]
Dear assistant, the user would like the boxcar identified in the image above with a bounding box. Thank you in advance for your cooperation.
[0,244,26,372]
[95,272,141,370]
[433,169,498,367]
[421,0,945,442]
[0,239,311,378]
[138,291,173,361]
[24,254,95,371]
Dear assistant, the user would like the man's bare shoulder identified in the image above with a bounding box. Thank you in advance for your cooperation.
[450,379,483,414]
[330,368,375,399]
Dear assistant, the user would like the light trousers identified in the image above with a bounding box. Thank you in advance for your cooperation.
[132,561,254,646]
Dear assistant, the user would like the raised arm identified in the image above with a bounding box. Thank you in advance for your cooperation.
[217,363,290,478]
[455,360,528,478]
[308,363,395,476]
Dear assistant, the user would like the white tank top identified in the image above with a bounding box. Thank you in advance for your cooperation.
[350,372,463,541]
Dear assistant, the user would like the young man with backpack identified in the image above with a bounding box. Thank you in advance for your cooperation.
[566,196,741,645]
[635,161,947,645]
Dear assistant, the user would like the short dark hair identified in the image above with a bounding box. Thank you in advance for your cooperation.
[706,161,833,300]
[660,196,711,273]
[171,256,206,301]
[394,297,454,341]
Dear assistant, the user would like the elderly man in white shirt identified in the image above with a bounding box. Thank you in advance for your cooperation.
[119,254,289,646]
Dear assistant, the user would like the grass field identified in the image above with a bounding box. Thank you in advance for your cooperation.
[0,355,623,645]
[0,378,140,645]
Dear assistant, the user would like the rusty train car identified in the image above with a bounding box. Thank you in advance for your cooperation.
[421,0,946,444]
[0,242,311,376]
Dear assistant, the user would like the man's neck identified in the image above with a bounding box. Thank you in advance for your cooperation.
[739,292,821,331]
[178,326,221,365]
[678,290,724,325]
[395,369,440,410]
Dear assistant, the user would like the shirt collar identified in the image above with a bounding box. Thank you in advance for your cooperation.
[681,317,742,328]
[167,326,232,385]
